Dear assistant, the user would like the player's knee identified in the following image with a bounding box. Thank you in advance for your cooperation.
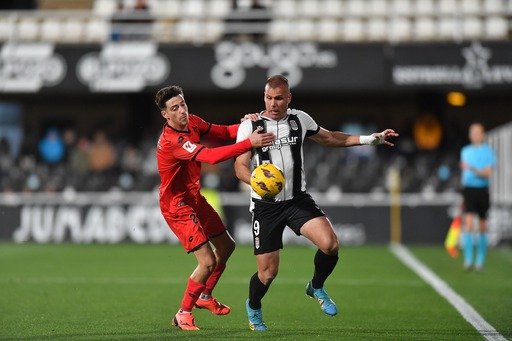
[322,238,339,255]
[200,254,217,274]
[259,267,278,285]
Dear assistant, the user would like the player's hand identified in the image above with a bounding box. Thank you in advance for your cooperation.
[249,127,275,148]
[372,129,399,146]
[460,162,470,170]
[241,113,260,122]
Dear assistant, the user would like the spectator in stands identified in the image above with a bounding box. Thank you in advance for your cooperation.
[225,0,270,42]
[111,0,152,41]
[88,130,116,173]
[38,128,65,165]
[460,123,496,271]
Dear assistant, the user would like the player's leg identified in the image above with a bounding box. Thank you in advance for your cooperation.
[163,207,215,330]
[193,197,235,314]
[475,189,490,270]
[173,242,216,330]
[195,231,235,315]
[246,250,279,331]
[462,188,476,270]
[300,216,339,316]
[246,201,284,331]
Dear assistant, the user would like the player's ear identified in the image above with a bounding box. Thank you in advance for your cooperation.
[161,110,167,119]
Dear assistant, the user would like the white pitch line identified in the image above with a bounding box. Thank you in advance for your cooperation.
[390,243,507,341]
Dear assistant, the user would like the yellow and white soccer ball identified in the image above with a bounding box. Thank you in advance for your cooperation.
[250,163,285,199]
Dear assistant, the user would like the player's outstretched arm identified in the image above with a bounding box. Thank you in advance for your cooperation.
[309,127,398,147]
[196,129,274,165]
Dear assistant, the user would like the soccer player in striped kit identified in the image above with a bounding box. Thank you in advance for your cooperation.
[155,85,274,330]
[235,75,398,331]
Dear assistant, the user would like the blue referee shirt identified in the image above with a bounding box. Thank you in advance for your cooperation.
[461,144,496,188]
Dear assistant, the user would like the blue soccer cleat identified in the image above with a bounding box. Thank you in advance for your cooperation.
[306,281,338,316]
[245,299,268,331]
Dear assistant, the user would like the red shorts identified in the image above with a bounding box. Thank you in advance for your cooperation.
[162,195,226,253]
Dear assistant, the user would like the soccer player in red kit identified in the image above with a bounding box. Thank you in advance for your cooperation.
[155,85,274,331]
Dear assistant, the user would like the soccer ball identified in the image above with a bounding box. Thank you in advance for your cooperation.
[250,163,285,198]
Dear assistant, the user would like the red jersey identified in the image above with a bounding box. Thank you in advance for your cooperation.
[157,114,252,214]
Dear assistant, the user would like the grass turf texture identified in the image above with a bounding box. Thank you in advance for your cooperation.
[0,244,510,340]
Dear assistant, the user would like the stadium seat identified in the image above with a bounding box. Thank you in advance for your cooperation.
[317,18,340,42]
[323,0,343,18]
[342,18,365,41]
[438,0,458,15]
[152,20,175,42]
[367,18,388,41]
[273,0,297,19]
[267,19,292,41]
[207,0,231,19]
[0,18,15,41]
[181,0,205,19]
[368,0,388,16]
[298,0,320,19]
[483,0,504,14]
[390,0,412,16]
[294,19,316,41]
[93,0,118,16]
[61,19,85,42]
[461,0,481,15]
[203,20,225,42]
[438,18,458,40]
[462,17,483,39]
[40,19,62,42]
[388,17,412,41]
[345,0,366,17]
[17,19,39,41]
[414,0,435,15]
[484,16,508,39]
[150,0,181,19]
[175,19,203,42]
[84,18,110,42]
[414,17,436,40]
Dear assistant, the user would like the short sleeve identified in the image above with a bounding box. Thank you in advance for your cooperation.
[296,110,319,136]
[236,119,253,143]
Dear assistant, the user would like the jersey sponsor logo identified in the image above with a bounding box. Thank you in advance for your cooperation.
[182,141,198,153]
[261,136,298,152]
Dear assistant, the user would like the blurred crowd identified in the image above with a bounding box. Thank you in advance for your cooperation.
[0,120,462,194]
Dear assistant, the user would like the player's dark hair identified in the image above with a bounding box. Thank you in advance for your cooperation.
[155,85,184,110]
[266,75,290,92]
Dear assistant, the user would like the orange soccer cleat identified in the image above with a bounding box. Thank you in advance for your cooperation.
[172,311,199,331]
[195,296,231,315]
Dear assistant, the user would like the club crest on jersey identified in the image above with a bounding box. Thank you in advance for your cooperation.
[261,136,298,152]
[182,141,197,153]
[289,120,298,131]
[178,136,184,144]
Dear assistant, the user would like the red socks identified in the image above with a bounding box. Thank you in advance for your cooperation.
[203,264,226,296]
[180,277,205,312]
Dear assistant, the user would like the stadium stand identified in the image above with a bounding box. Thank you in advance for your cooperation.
[0,0,510,43]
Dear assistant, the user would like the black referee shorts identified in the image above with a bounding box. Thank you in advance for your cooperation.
[251,192,325,255]
[462,187,490,219]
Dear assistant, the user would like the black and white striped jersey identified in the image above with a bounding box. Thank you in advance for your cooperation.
[237,108,320,202]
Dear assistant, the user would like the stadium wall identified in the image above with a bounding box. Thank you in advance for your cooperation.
[1,41,512,94]
[1,192,510,245]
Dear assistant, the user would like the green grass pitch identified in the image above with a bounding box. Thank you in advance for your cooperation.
[0,243,510,340]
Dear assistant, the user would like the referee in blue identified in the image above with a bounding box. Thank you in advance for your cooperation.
[460,123,496,271]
